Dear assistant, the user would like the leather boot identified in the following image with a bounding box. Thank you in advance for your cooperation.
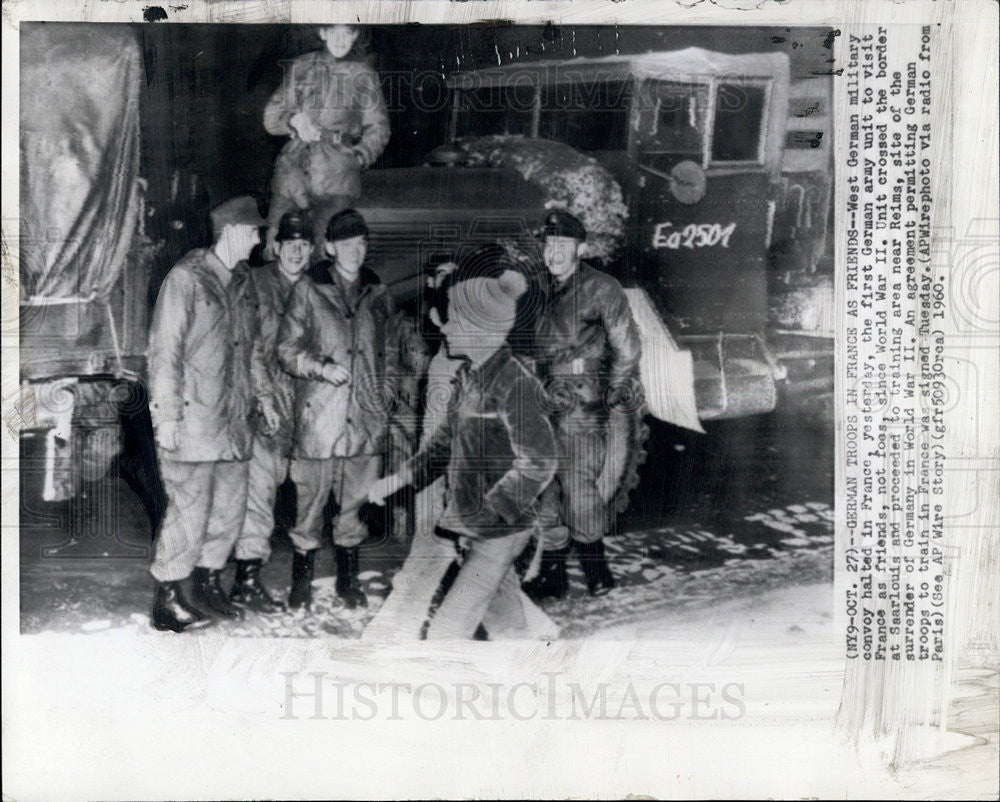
[192,566,243,620]
[522,545,570,602]
[575,540,615,597]
[288,549,316,609]
[230,558,286,613]
[334,545,368,609]
[151,581,213,633]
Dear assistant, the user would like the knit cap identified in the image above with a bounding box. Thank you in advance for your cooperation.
[447,269,528,333]
[326,208,369,243]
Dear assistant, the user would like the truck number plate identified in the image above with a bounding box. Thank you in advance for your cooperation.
[652,222,737,250]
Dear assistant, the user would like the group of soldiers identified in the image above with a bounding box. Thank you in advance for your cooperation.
[145,23,643,638]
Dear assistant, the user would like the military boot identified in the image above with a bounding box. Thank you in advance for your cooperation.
[334,545,368,609]
[229,558,286,613]
[288,549,316,610]
[151,581,213,633]
[192,566,243,620]
[522,545,570,602]
[575,540,615,597]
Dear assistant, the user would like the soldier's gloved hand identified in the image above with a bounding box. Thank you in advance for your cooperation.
[258,395,281,437]
[368,467,413,506]
[320,362,351,386]
[289,112,321,143]
[154,419,181,452]
[368,475,398,507]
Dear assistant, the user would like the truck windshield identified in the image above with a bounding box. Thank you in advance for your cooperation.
[637,78,769,169]
[635,80,709,171]
[453,78,631,151]
[452,71,768,164]
[537,80,631,151]
[453,84,536,137]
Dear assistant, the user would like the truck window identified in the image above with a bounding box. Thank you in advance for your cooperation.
[641,81,709,152]
[454,84,536,138]
[635,80,709,171]
[537,80,631,152]
[710,82,767,164]
[637,78,770,170]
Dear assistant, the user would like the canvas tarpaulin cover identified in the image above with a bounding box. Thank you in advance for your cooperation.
[19,25,144,499]
[19,24,141,306]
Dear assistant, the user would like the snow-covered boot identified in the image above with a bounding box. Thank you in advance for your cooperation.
[575,540,615,597]
[151,581,213,633]
[230,559,285,613]
[334,545,368,610]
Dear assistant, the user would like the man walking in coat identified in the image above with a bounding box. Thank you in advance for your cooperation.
[276,208,398,610]
[229,211,314,612]
[524,210,642,599]
[262,24,390,257]
[147,197,276,632]
[368,261,558,639]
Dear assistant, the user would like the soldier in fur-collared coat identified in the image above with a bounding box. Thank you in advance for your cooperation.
[275,209,399,610]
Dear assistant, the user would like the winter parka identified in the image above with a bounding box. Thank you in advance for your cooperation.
[276,260,398,459]
[146,248,258,462]
[534,261,642,405]
[247,260,302,454]
[406,346,558,540]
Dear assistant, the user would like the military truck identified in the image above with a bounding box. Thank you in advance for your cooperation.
[441,48,834,422]
[17,25,166,550]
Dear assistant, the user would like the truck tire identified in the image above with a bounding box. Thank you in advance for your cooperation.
[599,404,650,516]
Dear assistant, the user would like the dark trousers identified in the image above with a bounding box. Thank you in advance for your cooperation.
[541,404,608,548]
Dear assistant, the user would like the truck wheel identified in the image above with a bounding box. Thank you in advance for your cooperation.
[599,404,650,516]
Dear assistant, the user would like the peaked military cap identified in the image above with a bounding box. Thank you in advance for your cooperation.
[276,210,314,242]
[542,209,586,242]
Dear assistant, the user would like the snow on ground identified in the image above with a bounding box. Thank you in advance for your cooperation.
[21,501,834,639]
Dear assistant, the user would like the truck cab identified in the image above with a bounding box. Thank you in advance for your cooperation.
[446,48,832,420]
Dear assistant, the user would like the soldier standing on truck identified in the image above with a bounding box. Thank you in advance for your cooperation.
[524,210,642,600]
[147,197,277,633]
[276,209,399,611]
[262,24,390,258]
[228,211,314,613]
